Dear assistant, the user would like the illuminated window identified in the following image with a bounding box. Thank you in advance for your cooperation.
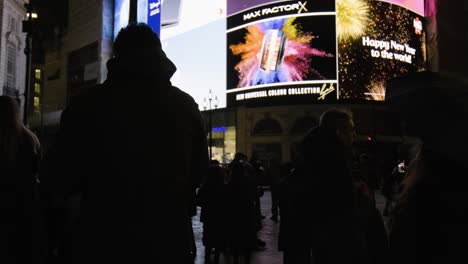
[34,83,41,94]
[35,69,41,80]
[33,96,40,112]
[9,16,17,32]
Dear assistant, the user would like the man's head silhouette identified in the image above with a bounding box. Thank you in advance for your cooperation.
[114,23,162,60]
[109,23,176,80]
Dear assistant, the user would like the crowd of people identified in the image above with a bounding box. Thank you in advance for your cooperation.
[1,22,466,264]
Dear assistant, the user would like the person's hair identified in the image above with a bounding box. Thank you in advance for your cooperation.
[109,22,176,80]
[319,108,353,134]
[113,23,162,61]
[0,95,40,163]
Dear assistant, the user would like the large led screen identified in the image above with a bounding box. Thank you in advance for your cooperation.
[160,0,227,109]
[137,0,161,36]
[113,0,227,110]
[227,0,427,106]
[114,0,130,40]
[114,0,161,38]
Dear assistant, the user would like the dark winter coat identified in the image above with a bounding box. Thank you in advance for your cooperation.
[0,130,41,263]
[278,127,369,263]
[40,58,208,263]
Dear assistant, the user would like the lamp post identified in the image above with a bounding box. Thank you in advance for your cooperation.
[22,0,37,125]
[203,89,218,161]
[129,0,137,23]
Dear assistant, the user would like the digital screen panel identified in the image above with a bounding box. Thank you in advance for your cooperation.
[114,0,162,38]
[113,0,427,108]
[114,0,130,40]
[114,0,226,110]
[160,0,227,109]
[227,0,338,106]
[338,0,426,102]
[137,0,161,36]
[227,0,427,106]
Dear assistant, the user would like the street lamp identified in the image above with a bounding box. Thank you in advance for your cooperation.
[22,0,38,125]
[203,89,218,160]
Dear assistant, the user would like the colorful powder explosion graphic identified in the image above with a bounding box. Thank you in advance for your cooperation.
[229,18,334,88]
[337,0,370,41]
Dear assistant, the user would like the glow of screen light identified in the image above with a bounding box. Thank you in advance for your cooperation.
[120,0,130,28]
[213,126,227,132]
[365,81,386,101]
[27,12,38,19]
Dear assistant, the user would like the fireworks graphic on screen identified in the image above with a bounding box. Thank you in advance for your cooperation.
[365,81,386,101]
[338,1,426,100]
[337,0,369,41]
[229,18,334,88]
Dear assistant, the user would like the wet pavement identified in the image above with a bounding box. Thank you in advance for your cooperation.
[192,189,282,264]
[192,189,388,264]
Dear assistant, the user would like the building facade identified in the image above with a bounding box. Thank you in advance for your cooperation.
[36,0,113,130]
[0,0,27,114]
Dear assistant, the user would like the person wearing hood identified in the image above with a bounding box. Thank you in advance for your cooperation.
[40,23,208,264]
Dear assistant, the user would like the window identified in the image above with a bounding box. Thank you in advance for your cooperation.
[34,83,41,94]
[291,116,319,134]
[6,44,17,88]
[253,118,283,135]
[34,96,40,112]
[35,69,41,80]
[9,16,17,32]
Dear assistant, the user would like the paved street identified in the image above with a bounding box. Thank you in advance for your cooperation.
[192,189,281,264]
[192,189,388,264]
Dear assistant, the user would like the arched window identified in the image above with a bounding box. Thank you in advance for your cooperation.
[253,118,283,135]
[291,116,318,134]
[6,43,17,89]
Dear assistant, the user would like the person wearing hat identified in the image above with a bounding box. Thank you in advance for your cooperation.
[40,23,208,263]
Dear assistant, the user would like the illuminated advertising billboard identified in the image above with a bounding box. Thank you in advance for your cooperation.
[160,0,227,109]
[114,0,226,110]
[114,0,130,39]
[227,0,427,106]
[114,1,161,39]
[137,0,161,36]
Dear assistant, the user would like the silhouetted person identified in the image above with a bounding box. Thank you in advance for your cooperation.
[382,159,407,217]
[249,152,267,250]
[226,153,257,264]
[279,108,370,264]
[40,23,208,264]
[198,160,228,264]
[358,152,378,205]
[268,159,282,222]
[386,72,468,264]
[353,155,389,264]
[0,96,42,264]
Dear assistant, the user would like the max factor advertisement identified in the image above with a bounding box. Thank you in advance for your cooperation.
[227,0,338,106]
[227,0,426,107]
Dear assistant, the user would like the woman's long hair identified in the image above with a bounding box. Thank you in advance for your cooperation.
[0,96,39,163]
